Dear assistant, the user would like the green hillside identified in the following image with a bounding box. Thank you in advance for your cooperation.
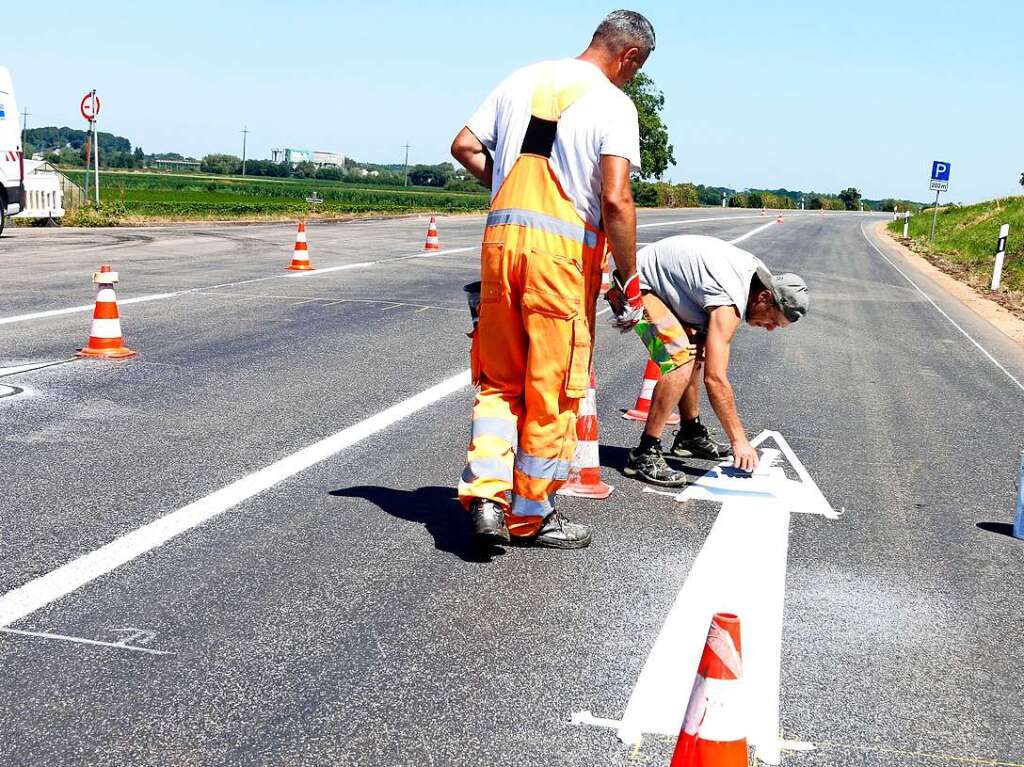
[888,196,1024,293]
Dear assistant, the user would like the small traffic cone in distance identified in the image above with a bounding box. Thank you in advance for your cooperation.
[424,216,441,251]
[622,359,680,425]
[776,212,784,223]
[286,221,314,271]
[669,612,749,767]
[76,265,136,359]
[558,367,613,499]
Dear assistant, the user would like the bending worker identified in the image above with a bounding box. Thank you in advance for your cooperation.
[450,10,656,549]
[606,234,809,486]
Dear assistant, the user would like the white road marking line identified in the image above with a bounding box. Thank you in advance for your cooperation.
[860,223,1024,394]
[0,247,478,326]
[0,370,472,629]
[637,214,784,229]
[0,627,174,656]
[0,358,78,377]
[613,432,834,766]
[728,220,777,244]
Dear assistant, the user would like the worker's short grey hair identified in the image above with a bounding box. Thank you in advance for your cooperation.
[591,10,656,55]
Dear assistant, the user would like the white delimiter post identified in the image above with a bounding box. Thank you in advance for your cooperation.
[990,223,1010,290]
[902,211,910,238]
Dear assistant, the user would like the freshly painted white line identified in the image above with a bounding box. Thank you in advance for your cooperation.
[0,369,472,628]
[0,627,173,656]
[0,292,180,326]
[861,223,1024,394]
[613,431,834,766]
[637,214,785,230]
[728,220,777,245]
[0,247,478,326]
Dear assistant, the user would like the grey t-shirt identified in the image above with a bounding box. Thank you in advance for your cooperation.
[636,235,764,329]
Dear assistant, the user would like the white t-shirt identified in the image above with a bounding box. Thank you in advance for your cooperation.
[465,58,641,228]
[637,235,768,329]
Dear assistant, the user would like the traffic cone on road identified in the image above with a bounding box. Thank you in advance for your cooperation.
[759,208,766,217]
[558,367,613,499]
[76,265,136,359]
[600,264,611,297]
[669,612,749,767]
[286,221,314,271]
[424,216,441,251]
[776,212,784,224]
[622,359,680,425]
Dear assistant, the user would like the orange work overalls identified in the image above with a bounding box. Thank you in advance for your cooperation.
[458,69,606,538]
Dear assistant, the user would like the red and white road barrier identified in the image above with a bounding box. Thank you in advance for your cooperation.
[559,367,613,499]
[623,359,680,425]
[76,265,136,359]
[286,221,314,271]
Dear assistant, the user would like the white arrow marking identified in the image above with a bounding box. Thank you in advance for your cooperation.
[613,431,838,765]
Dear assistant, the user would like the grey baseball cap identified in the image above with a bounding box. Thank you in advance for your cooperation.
[754,262,809,322]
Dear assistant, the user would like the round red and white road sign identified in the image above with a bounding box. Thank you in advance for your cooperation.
[80,92,101,121]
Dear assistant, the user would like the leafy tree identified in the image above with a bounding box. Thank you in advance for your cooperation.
[838,187,862,210]
[201,153,242,175]
[408,163,454,187]
[623,73,675,180]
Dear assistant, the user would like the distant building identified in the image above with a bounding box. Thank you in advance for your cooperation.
[152,158,201,171]
[271,148,345,168]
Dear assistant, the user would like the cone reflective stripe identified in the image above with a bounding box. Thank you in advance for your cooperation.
[600,264,611,297]
[77,264,136,359]
[622,359,680,425]
[558,367,613,499]
[669,612,748,767]
[424,216,441,251]
[286,221,314,271]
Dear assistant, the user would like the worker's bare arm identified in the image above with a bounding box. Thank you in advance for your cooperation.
[703,306,759,471]
[600,155,637,278]
[451,127,493,189]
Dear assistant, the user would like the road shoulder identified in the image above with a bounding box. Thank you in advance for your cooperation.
[871,220,1024,347]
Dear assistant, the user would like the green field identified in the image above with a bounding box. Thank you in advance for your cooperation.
[61,170,490,223]
[888,196,1024,294]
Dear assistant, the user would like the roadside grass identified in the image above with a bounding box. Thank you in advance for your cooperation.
[60,170,489,223]
[887,197,1024,302]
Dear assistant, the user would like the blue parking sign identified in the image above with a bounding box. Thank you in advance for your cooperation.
[931,161,951,181]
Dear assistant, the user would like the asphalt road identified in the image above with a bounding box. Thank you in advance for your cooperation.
[1,209,1022,766]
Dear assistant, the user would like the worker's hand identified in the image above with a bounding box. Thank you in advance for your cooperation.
[605,270,644,333]
[731,439,760,473]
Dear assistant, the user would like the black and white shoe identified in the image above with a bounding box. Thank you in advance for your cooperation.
[624,444,688,487]
[532,510,592,549]
[670,419,733,460]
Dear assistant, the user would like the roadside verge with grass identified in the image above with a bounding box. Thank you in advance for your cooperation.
[887,196,1024,319]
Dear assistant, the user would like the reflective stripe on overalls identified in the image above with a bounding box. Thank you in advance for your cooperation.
[458,68,606,538]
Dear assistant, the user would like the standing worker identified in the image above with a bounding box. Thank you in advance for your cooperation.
[451,10,656,549]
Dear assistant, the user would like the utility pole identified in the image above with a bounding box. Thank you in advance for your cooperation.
[241,126,249,176]
[20,107,30,158]
[403,142,411,187]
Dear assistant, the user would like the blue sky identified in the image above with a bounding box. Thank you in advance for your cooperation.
[5,0,1021,203]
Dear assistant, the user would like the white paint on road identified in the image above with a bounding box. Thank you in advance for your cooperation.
[861,223,1024,394]
[0,292,182,326]
[613,431,835,766]
[0,627,174,656]
[637,214,793,230]
[728,220,778,245]
[0,370,472,629]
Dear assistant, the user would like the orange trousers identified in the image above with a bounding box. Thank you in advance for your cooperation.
[458,214,602,537]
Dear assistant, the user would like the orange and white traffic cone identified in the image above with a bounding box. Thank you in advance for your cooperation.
[76,265,136,359]
[424,216,441,251]
[558,367,613,499]
[776,212,784,224]
[286,221,314,271]
[759,207,766,217]
[600,264,611,297]
[622,359,680,425]
[669,612,748,767]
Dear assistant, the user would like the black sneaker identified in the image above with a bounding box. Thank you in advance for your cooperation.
[624,444,688,487]
[670,420,732,460]
[470,499,510,545]
[532,510,592,549]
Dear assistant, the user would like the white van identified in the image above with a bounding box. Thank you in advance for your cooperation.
[0,66,25,235]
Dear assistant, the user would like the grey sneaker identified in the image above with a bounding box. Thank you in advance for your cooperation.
[470,499,510,545]
[532,510,592,549]
[670,420,732,460]
[624,444,688,487]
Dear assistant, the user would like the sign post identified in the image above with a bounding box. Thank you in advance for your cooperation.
[902,211,910,239]
[928,160,950,244]
[80,90,101,204]
[990,223,1010,291]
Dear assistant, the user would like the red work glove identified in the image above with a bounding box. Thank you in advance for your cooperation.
[604,270,644,333]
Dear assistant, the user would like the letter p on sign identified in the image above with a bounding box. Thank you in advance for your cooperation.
[931,161,951,181]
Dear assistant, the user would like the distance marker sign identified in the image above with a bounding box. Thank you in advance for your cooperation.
[930,160,950,192]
